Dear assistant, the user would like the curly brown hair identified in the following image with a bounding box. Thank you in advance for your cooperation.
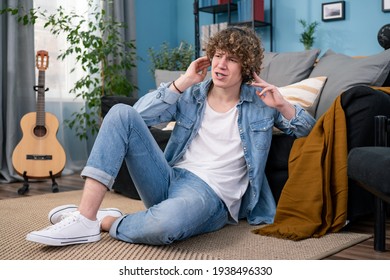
[206,26,264,83]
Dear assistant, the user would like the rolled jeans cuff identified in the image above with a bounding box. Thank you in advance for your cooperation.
[109,215,125,239]
[80,166,115,190]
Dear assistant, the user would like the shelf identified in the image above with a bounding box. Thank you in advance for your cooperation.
[230,20,271,28]
[194,0,273,57]
[199,3,238,14]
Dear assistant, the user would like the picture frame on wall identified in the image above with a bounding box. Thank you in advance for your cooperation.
[383,0,390,12]
[322,1,345,21]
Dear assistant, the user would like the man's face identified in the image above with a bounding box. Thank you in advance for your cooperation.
[211,50,243,90]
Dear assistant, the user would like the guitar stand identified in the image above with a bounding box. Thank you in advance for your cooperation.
[18,171,59,195]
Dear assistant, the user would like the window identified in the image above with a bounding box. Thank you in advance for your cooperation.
[33,0,89,101]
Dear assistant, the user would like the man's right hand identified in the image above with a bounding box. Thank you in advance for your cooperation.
[170,56,211,94]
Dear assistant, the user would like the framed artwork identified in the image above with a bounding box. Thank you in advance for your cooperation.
[322,1,345,21]
[383,0,390,12]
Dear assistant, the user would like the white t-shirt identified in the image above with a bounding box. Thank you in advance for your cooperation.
[174,101,249,222]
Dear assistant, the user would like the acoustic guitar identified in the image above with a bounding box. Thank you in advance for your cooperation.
[12,50,66,179]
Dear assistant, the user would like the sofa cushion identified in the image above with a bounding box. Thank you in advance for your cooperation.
[277,76,327,116]
[309,49,390,119]
[260,49,320,87]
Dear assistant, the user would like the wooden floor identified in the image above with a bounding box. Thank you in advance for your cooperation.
[0,173,389,260]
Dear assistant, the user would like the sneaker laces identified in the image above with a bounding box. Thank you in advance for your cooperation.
[46,211,81,232]
[54,211,76,223]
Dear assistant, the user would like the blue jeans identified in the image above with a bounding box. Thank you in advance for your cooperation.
[81,104,229,245]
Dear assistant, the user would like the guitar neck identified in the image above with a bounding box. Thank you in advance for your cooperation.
[36,70,46,126]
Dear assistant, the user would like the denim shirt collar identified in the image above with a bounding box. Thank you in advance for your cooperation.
[194,78,256,104]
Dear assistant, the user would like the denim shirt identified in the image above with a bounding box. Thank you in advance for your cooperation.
[134,79,316,225]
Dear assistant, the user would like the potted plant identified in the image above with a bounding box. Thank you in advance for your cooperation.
[298,19,319,50]
[148,41,194,87]
[1,1,137,140]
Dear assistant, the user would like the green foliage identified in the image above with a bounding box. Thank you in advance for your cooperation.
[148,41,194,75]
[1,1,138,140]
[298,19,319,50]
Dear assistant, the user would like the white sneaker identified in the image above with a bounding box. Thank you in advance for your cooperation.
[48,204,123,224]
[26,211,100,246]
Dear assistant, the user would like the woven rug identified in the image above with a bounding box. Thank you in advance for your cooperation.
[0,190,371,260]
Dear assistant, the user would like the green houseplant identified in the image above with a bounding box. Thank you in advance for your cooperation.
[148,41,194,87]
[1,1,137,140]
[298,19,319,50]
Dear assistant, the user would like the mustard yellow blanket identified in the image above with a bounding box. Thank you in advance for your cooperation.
[253,95,348,240]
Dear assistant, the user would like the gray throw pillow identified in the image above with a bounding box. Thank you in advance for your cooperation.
[310,49,390,119]
[260,49,320,87]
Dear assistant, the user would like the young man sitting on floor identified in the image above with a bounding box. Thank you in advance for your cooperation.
[26,27,315,246]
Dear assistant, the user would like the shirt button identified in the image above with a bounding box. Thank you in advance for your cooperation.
[156,93,161,98]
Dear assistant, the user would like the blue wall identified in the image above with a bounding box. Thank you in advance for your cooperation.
[273,0,389,55]
[135,0,390,97]
[134,0,178,94]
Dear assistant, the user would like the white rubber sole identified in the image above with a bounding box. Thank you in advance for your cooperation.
[26,232,101,246]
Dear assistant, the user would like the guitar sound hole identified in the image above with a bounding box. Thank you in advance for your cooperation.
[34,125,47,137]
